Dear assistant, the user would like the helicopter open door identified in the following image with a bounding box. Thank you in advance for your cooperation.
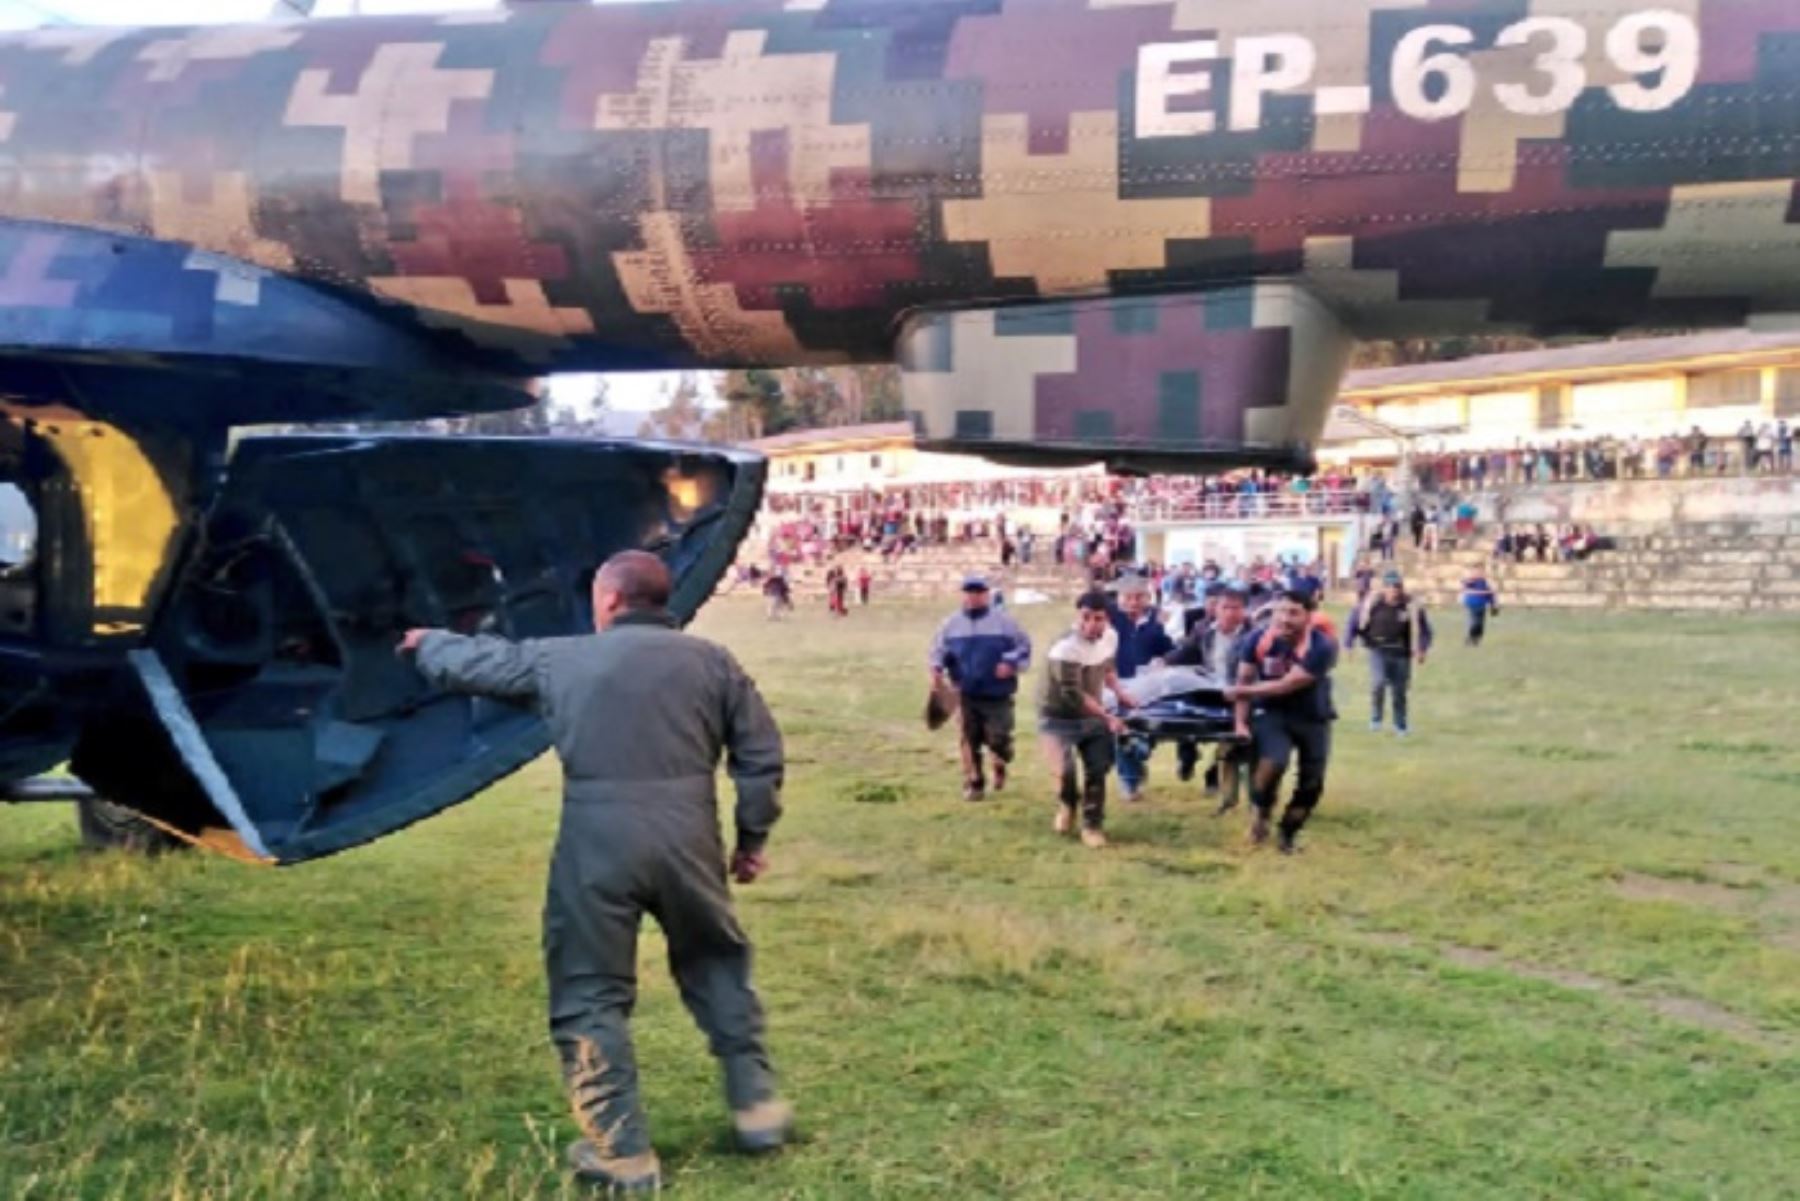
[69,434,762,865]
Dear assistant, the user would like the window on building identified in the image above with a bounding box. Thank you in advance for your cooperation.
[1774,368,1800,417]
[1534,384,1564,429]
[1687,369,1762,409]
[804,461,816,482]
[870,454,881,469]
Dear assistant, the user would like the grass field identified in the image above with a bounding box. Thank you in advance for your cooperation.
[4,598,1800,1200]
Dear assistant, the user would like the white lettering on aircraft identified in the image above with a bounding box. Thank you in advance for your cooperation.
[1135,10,1701,139]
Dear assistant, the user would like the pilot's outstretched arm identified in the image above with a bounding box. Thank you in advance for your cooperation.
[404,630,542,704]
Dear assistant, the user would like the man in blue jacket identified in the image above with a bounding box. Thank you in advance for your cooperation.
[1110,574,1175,802]
[930,576,1033,800]
[1460,571,1500,646]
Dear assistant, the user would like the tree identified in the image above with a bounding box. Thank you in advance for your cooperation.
[637,373,708,440]
[713,365,905,441]
[721,368,789,438]
[1352,336,1542,369]
[545,375,612,436]
[853,365,904,421]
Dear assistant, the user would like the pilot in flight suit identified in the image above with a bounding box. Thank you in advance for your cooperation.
[404,550,788,1194]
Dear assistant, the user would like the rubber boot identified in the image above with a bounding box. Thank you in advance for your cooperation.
[567,1141,661,1194]
[733,1098,795,1154]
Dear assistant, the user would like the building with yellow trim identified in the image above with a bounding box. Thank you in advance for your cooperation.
[752,421,1098,493]
[1325,330,1800,467]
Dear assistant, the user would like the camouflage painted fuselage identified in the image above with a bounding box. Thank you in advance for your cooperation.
[0,0,1797,388]
[8,0,1800,861]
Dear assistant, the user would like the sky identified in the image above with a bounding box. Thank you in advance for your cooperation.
[0,0,708,416]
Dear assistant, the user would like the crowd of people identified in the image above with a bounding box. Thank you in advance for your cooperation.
[1492,523,1614,563]
[755,420,1795,582]
[1411,420,1797,491]
[929,572,1341,853]
[753,469,1394,570]
[755,501,1145,577]
[917,545,1513,857]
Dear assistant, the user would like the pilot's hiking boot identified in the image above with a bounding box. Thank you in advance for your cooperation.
[992,759,1008,793]
[1053,805,1075,836]
[732,1098,795,1154]
[567,1141,661,1194]
[1080,827,1109,850]
[1278,829,1301,856]
[1248,812,1271,846]
[962,781,986,802]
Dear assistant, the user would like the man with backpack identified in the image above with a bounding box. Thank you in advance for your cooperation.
[1348,569,1432,737]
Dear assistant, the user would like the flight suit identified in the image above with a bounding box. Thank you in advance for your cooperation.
[414,611,785,1159]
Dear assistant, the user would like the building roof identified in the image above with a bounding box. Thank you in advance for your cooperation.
[746,420,914,454]
[1342,329,1800,396]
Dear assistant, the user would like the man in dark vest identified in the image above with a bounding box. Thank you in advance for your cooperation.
[1348,568,1433,737]
[400,551,789,1194]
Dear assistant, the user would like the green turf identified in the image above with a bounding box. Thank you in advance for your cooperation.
[3,600,1799,1199]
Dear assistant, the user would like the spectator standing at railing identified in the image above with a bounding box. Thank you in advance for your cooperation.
[1656,434,1678,477]
[1740,420,1759,474]
[1780,421,1794,473]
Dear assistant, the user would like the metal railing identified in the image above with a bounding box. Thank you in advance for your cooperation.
[1132,492,1370,523]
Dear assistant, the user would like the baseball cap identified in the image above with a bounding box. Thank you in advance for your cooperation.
[962,575,990,592]
[1382,568,1404,585]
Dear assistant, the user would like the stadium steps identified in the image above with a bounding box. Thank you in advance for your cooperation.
[1393,518,1800,612]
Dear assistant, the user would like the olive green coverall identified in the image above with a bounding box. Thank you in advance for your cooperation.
[414,610,785,1158]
